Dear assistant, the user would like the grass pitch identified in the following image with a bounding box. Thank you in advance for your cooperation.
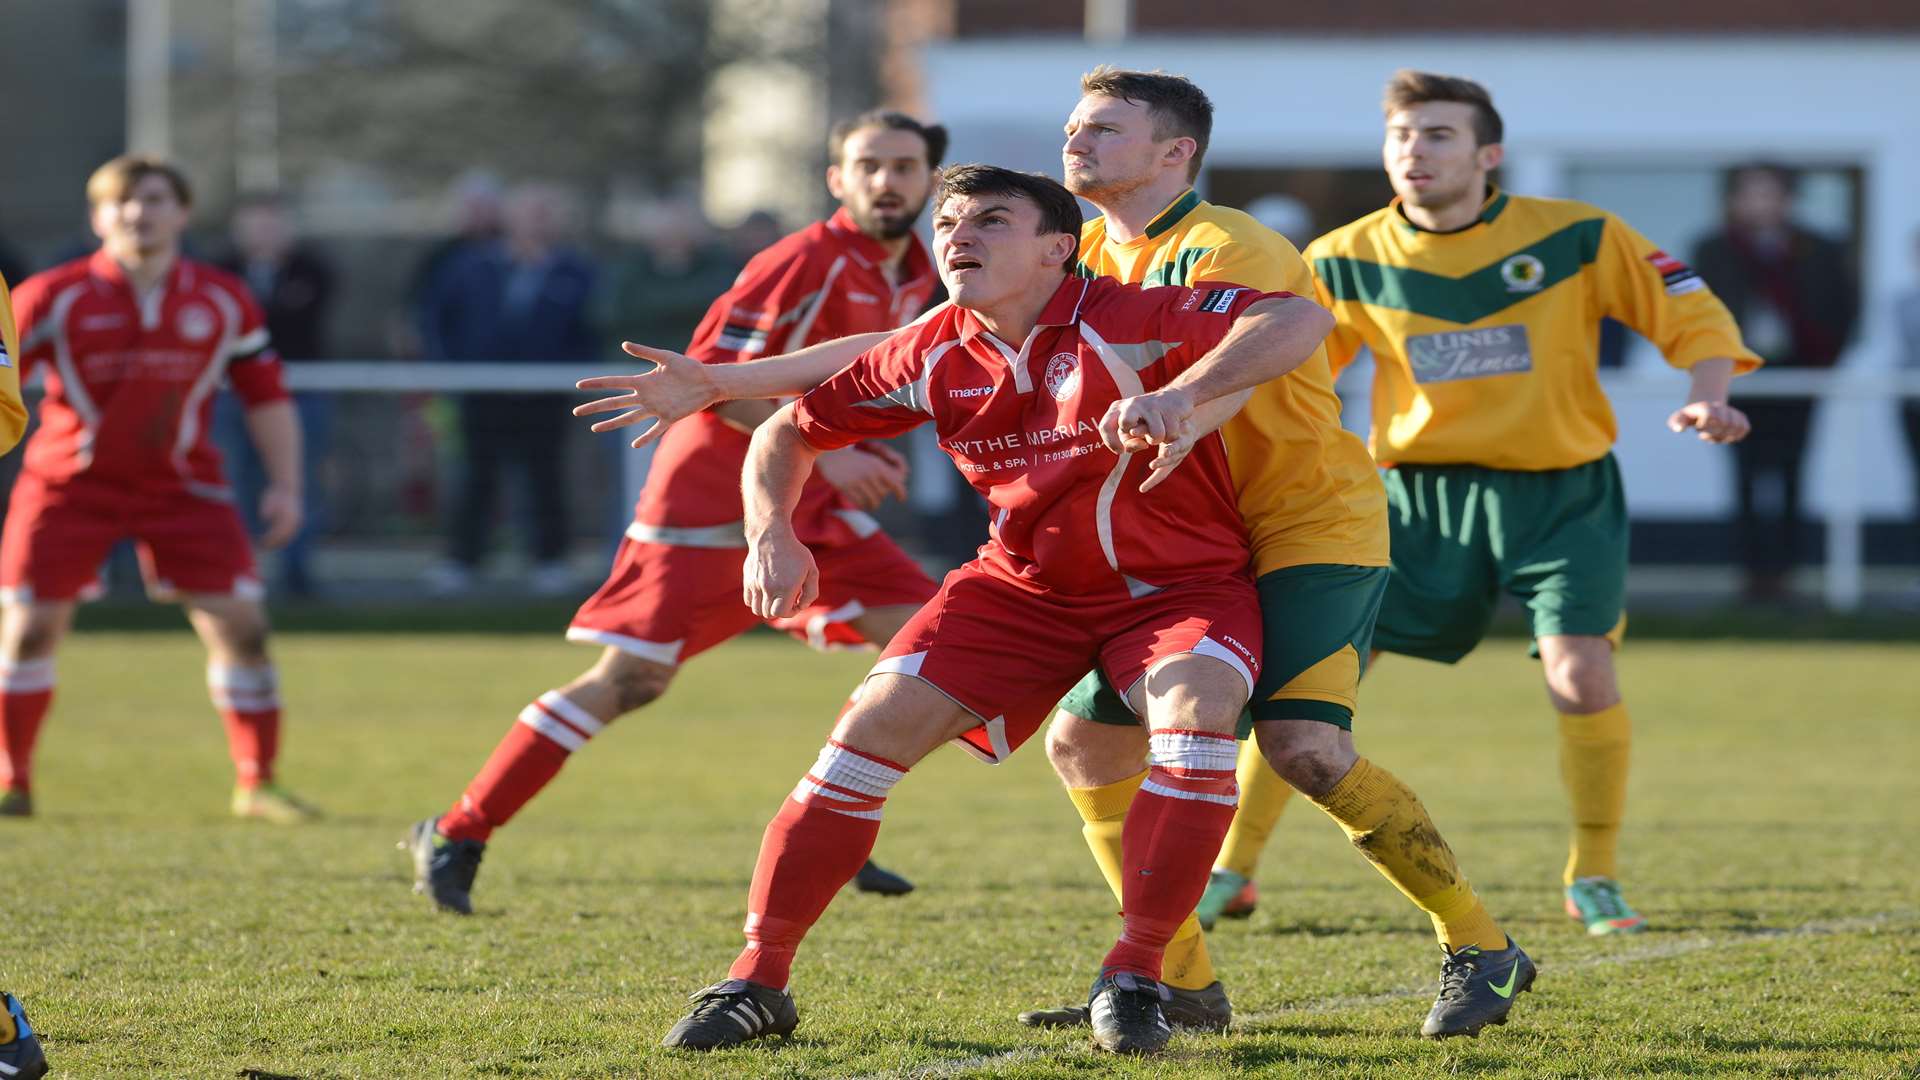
[2,629,1916,1078]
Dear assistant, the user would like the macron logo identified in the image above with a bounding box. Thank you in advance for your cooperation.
[948,386,992,399]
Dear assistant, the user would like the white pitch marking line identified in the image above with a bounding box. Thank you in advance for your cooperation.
[849,910,1913,1079]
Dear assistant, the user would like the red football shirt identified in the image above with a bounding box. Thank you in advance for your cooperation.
[12,251,288,499]
[795,275,1285,597]
[634,208,937,548]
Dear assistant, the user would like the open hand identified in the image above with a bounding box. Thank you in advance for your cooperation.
[573,342,724,448]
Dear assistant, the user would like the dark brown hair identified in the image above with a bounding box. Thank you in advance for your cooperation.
[1078,66,1213,181]
[935,164,1082,267]
[86,154,194,208]
[1382,69,1503,146]
[829,110,949,169]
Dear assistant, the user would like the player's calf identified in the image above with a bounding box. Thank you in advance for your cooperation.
[668,676,967,1049]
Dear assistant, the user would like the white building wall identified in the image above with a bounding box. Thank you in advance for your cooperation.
[921,35,1920,519]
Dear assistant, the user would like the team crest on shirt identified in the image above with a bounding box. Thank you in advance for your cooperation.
[175,303,217,342]
[1500,254,1546,293]
[1043,352,1081,401]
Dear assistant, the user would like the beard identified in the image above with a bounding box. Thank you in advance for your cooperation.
[850,195,927,242]
[1062,163,1152,205]
[1399,173,1477,214]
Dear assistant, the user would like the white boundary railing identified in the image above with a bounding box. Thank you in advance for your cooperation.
[282,363,1920,613]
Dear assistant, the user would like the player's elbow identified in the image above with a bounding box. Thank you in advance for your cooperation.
[1246,296,1334,360]
[1278,295,1336,347]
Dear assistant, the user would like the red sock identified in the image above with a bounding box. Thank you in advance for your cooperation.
[729,741,905,988]
[0,660,56,791]
[439,691,606,842]
[1102,729,1240,980]
[207,664,282,788]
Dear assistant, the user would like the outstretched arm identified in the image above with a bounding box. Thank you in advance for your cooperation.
[1100,294,1332,454]
[742,403,825,619]
[575,332,890,448]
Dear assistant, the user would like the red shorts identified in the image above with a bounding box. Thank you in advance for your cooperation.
[565,527,938,665]
[0,474,261,604]
[868,566,1262,763]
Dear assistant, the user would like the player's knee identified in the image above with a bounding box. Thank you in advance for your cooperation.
[1254,723,1355,799]
[1046,710,1149,787]
[600,660,673,715]
[11,619,63,660]
[1140,659,1244,736]
[1044,712,1089,774]
[1543,649,1618,713]
[221,621,272,665]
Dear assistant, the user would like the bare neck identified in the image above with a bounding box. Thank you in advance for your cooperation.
[1402,177,1490,233]
[970,282,1056,346]
[876,233,912,284]
[1097,173,1194,244]
[112,245,177,294]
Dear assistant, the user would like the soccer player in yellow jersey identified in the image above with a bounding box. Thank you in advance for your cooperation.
[577,68,1535,1041]
[0,274,28,455]
[0,284,45,1079]
[1023,67,1528,1041]
[1213,70,1757,940]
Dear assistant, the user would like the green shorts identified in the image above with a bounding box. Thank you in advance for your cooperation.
[1373,454,1628,665]
[1056,563,1389,735]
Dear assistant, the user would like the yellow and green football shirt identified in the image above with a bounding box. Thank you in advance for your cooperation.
[1307,189,1760,471]
[0,274,26,456]
[1077,189,1388,574]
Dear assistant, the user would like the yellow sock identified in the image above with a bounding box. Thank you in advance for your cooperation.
[1214,740,1293,879]
[1559,703,1630,885]
[1066,772,1217,991]
[1308,756,1505,952]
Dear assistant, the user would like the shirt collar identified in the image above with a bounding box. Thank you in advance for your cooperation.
[956,275,1091,346]
[88,247,189,295]
[1393,185,1510,235]
[1106,189,1203,249]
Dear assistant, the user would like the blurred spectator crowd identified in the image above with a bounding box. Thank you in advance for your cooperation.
[0,162,1915,606]
[0,172,791,601]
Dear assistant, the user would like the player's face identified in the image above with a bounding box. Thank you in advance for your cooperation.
[91,173,189,259]
[828,127,934,242]
[932,193,1071,312]
[1062,94,1172,203]
[1383,102,1501,212]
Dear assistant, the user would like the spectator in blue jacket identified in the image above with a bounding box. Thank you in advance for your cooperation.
[419,183,598,595]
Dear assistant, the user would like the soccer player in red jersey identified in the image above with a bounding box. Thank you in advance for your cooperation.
[404,112,948,912]
[659,165,1337,1055]
[0,156,314,823]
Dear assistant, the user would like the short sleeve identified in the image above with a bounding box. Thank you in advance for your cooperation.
[9,272,54,377]
[1187,232,1314,296]
[1303,238,1367,376]
[225,284,291,407]
[687,246,830,365]
[792,328,934,450]
[0,277,26,455]
[1101,281,1297,391]
[1597,213,1761,374]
